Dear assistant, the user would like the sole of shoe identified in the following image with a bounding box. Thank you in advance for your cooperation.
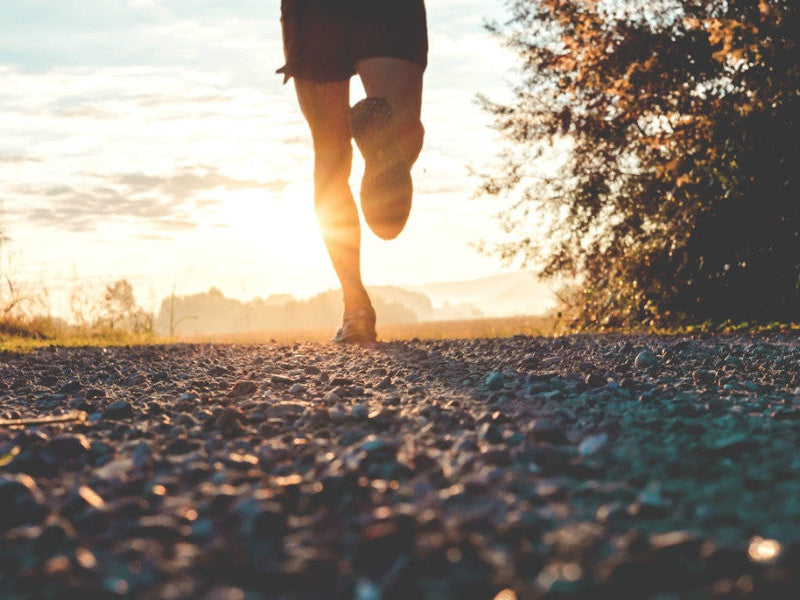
[350,97,412,240]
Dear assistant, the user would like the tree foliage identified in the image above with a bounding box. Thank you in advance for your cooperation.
[98,279,153,333]
[482,0,799,326]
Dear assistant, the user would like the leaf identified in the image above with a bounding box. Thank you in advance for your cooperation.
[0,446,20,467]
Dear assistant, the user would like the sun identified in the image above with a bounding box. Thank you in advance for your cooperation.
[207,184,327,267]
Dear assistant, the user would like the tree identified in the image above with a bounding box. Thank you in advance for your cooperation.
[481,0,799,327]
[98,279,153,333]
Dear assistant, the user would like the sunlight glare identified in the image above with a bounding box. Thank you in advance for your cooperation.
[207,184,326,269]
[748,536,782,563]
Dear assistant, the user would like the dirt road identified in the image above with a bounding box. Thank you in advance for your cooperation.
[1,334,798,598]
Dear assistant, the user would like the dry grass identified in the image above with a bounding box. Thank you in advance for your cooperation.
[0,313,558,353]
[0,319,160,353]
[178,314,559,345]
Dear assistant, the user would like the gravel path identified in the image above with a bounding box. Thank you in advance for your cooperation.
[1,334,798,599]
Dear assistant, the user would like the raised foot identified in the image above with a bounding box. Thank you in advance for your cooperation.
[350,97,412,240]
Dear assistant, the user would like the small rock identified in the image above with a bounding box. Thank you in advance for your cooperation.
[328,404,347,423]
[478,422,505,444]
[229,381,257,398]
[351,404,368,420]
[649,530,701,555]
[692,369,717,385]
[122,373,146,386]
[0,474,48,529]
[543,521,604,557]
[595,502,627,524]
[324,391,342,404]
[133,514,186,541]
[94,458,135,481]
[711,433,756,455]
[628,485,669,518]
[584,373,606,388]
[63,485,106,515]
[485,372,504,390]
[527,419,568,445]
[104,401,134,420]
[271,374,294,387]
[578,433,608,456]
[634,351,657,368]
[164,437,197,455]
[46,434,91,459]
[214,408,248,438]
[59,380,82,395]
[340,429,365,446]
[359,436,398,461]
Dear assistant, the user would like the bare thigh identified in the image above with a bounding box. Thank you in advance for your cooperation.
[356,57,424,124]
[293,79,352,166]
[356,57,425,164]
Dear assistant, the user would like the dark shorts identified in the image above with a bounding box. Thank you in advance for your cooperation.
[278,0,428,83]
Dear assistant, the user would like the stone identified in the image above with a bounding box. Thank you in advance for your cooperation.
[351,404,368,420]
[63,485,106,515]
[692,369,717,385]
[578,433,608,455]
[104,400,134,420]
[527,419,568,445]
[485,372,504,390]
[94,458,135,481]
[585,372,607,388]
[59,380,82,395]
[271,374,294,386]
[0,474,48,529]
[214,408,248,438]
[634,351,657,368]
[46,434,91,459]
[229,381,257,398]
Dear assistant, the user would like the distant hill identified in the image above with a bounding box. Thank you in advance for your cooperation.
[406,272,556,318]
[154,273,555,335]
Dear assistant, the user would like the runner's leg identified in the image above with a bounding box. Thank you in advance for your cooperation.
[357,57,425,166]
[353,57,425,239]
[294,79,371,314]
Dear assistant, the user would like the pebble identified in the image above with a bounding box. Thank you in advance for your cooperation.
[0,474,48,529]
[527,419,568,444]
[46,434,91,458]
[578,433,608,455]
[229,380,257,398]
[214,408,247,438]
[485,372,504,390]
[634,351,657,368]
[104,400,134,420]
[692,369,717,385]
[328,404,347,423]
[59,380,83,395]
[351,404,368,420]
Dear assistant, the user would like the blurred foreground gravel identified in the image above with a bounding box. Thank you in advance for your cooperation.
[1,333,799,599]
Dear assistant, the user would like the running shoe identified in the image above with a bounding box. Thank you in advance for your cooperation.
[332,305,377,344]
[350,97,412,240]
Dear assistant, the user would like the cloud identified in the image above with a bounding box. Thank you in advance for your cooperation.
[10,165,287,232]
[112,165,285,200]
[0,155,41,163]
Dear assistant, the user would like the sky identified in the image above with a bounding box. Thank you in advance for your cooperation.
[0,0,539,318]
